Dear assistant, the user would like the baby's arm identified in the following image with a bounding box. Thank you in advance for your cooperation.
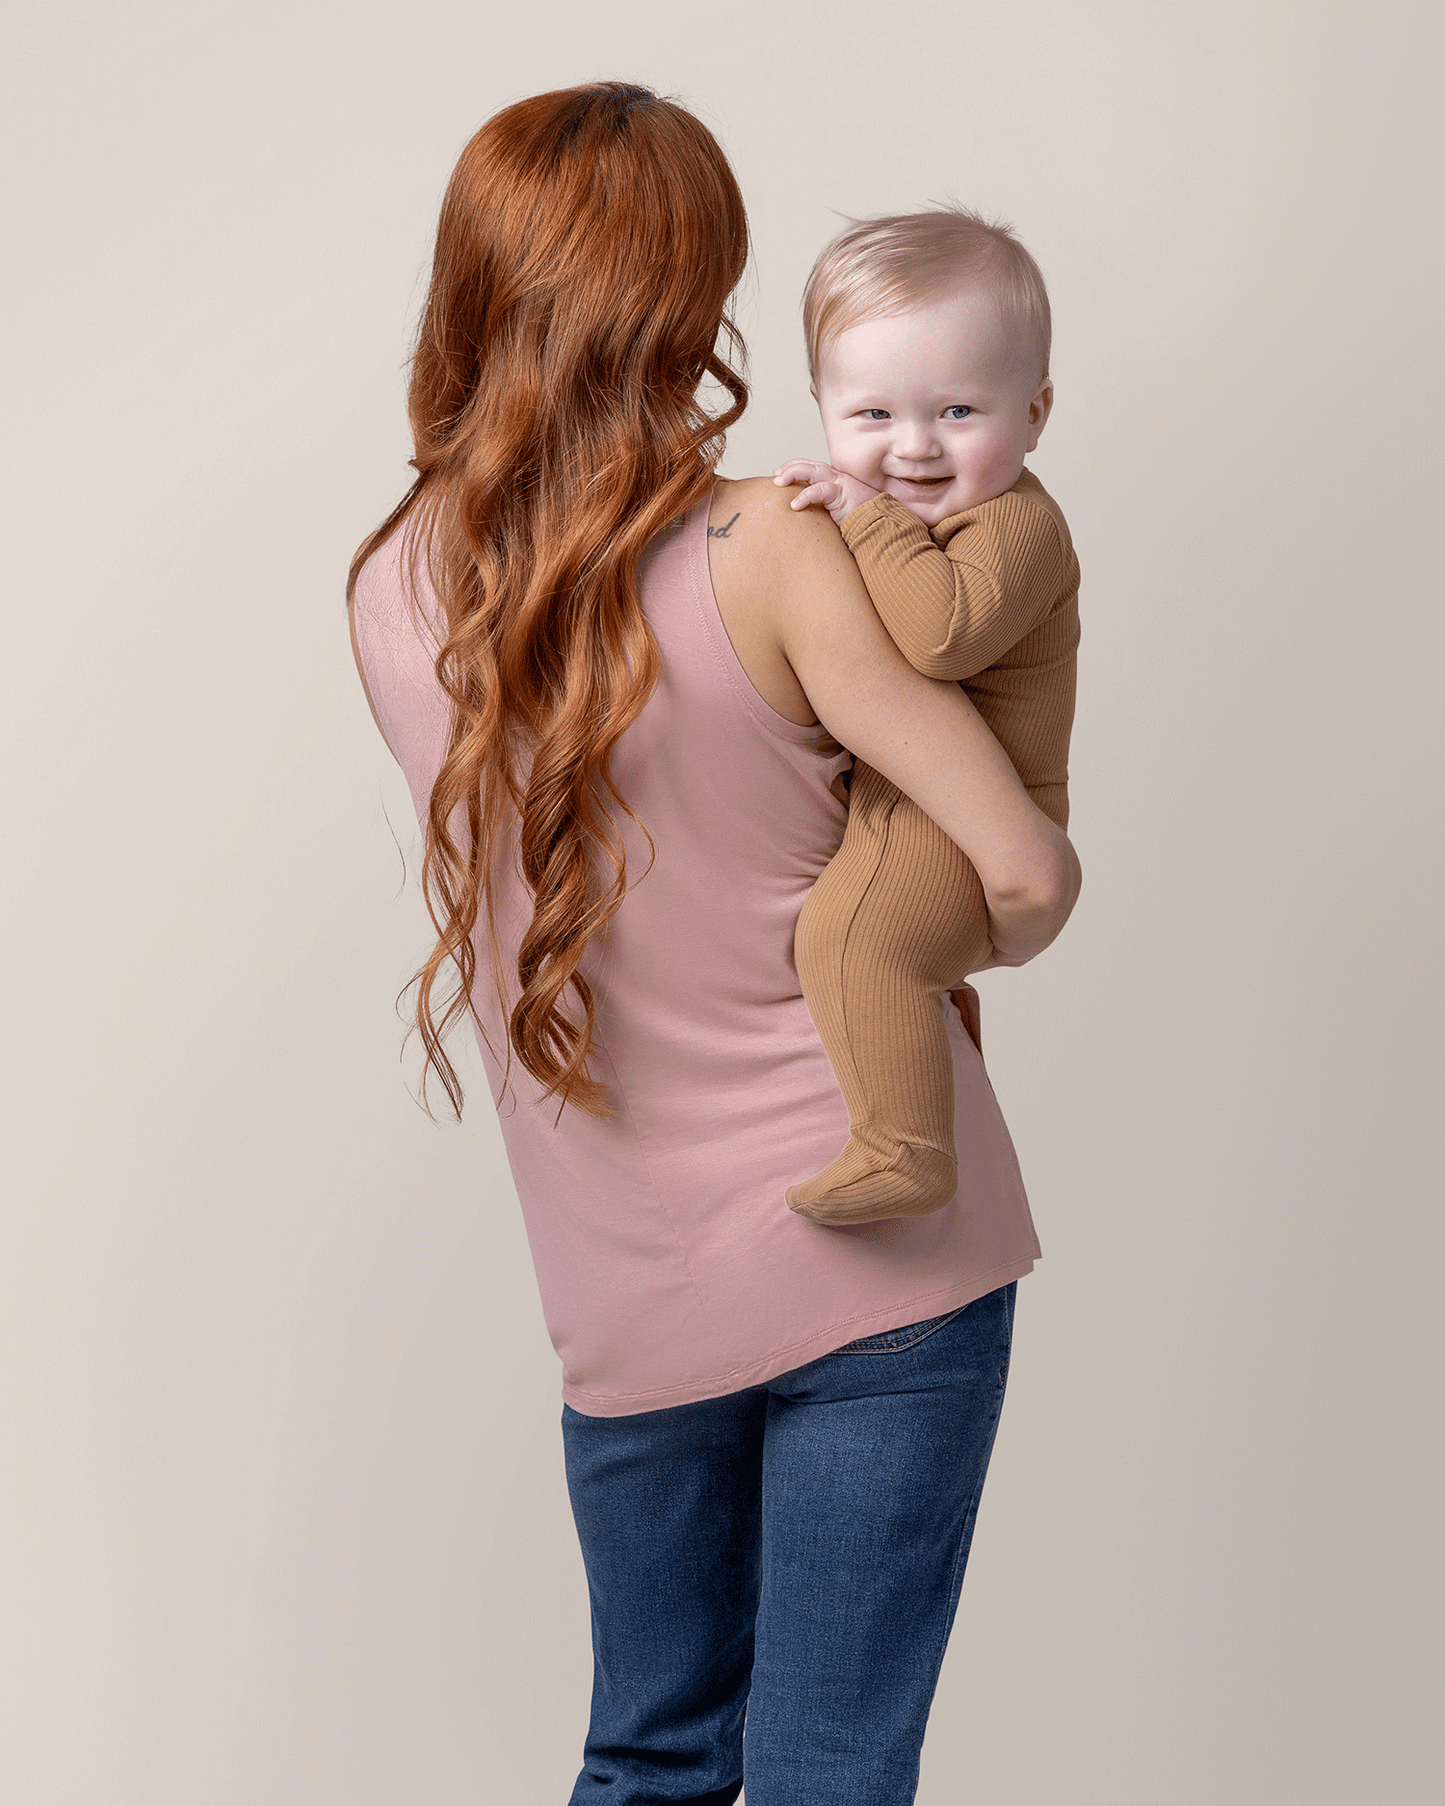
[839,488,1072,681]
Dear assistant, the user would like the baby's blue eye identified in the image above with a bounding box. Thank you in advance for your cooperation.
[865,408,890,420]
[945,405,972,419]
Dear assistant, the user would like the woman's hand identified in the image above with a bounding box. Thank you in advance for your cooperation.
[974,837,1083,968]
[773,459,880,528]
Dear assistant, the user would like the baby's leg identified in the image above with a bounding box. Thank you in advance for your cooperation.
[790,760,991,1225]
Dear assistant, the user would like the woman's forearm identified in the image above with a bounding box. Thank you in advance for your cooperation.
[773,495,1081,921]
[802,646,1069,904]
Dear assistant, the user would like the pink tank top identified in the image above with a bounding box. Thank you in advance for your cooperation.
[351,492,1040,1415]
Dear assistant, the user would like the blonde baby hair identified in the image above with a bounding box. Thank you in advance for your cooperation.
[802,205,1052,386]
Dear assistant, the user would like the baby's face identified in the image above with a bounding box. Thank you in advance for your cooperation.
[813,287,1053,528]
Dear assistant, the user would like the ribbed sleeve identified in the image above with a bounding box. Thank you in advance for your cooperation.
[839,469,1075,682]
[838,467,1081,832]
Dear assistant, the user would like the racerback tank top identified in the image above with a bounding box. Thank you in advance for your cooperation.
[351,490,1040,1415]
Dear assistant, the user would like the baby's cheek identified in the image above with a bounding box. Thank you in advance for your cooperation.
[828,437,881,487]
[973,435,1025,495]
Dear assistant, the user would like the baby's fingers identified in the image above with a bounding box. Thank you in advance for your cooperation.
[788,480,842,512]
[773,458,834,487]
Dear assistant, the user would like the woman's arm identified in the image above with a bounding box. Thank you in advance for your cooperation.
[739,483,1081,959]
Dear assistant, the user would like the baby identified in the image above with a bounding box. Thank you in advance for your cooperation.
[774,207,1080,1227]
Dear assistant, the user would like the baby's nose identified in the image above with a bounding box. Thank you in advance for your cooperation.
[892,421,941,459]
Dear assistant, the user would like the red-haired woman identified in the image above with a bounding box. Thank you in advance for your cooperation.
[348,83,1079,1806]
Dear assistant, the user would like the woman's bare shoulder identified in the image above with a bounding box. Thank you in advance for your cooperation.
[706,475,866,727]
[709,475,860,586]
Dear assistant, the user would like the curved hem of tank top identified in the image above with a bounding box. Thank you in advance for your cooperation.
[556,1249,1040,1418]
[688,487,834,747]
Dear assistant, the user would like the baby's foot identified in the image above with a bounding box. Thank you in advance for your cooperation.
[786,1127,957,1226]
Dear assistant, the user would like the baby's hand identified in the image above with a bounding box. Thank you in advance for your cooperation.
[772,459,880,527]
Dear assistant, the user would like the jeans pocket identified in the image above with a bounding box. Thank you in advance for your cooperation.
[832,1306,966,1355]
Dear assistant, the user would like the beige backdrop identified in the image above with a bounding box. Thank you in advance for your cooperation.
[3,1,1439,1800]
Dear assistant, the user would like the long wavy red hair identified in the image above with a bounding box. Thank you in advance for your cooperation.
[348,84,750,1120]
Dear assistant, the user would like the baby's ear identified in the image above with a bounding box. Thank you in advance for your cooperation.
[1025,379,1055,451]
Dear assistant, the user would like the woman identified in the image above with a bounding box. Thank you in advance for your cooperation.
[348,82,1079,1806]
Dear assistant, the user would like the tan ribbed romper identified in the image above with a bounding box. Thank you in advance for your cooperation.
[789,466,1080,1224]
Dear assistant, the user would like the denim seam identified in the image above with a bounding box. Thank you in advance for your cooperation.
[925,1288,1016,1689]
[926,1385,1006,1707]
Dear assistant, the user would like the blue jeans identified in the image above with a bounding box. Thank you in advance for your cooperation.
[561,1280,1017,1805]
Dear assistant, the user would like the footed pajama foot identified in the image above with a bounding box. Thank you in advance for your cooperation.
[786,1126,957,1226]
